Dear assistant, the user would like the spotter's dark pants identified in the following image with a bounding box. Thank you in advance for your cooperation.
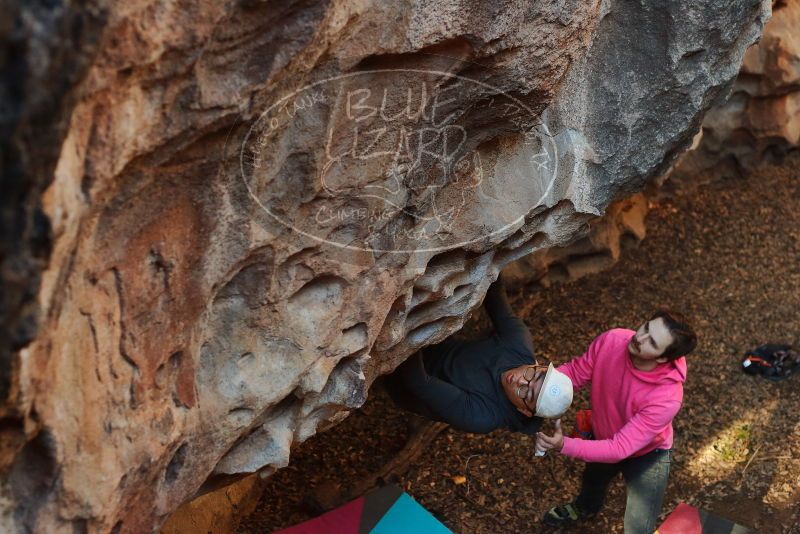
[575,448,671,534]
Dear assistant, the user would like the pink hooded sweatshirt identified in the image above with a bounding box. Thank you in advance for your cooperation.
[556,328,687,464]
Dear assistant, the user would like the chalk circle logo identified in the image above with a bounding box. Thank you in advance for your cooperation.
[549,385,561,397]
[240,67,558,254]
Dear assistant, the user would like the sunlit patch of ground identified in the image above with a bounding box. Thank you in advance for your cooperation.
[240,152,800,533]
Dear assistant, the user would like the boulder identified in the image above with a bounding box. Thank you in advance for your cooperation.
[0,0,769,532]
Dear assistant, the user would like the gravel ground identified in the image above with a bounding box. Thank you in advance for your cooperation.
[239,152,800,534]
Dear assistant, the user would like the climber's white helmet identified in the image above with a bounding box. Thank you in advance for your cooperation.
[534,363,573,418]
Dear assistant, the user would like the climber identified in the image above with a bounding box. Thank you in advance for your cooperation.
[535,310,697,533]
[384,274,572,435]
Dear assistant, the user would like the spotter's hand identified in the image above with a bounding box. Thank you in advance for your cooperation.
[536,418,564,453]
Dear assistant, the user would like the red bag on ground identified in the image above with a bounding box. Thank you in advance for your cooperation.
[570,409,594,439]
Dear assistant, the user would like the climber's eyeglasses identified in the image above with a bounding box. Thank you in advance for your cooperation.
[516,363,549,411]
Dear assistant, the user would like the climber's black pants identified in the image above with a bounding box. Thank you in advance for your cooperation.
[575,448,671,534]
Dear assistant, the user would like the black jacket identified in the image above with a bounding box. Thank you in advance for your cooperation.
[389,278,542,435]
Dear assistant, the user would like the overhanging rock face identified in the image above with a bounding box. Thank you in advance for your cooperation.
[2,1,769,532]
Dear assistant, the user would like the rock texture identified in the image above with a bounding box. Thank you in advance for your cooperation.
[507,0,800,291]
[503,193,649,288]
[0,1,770,532]
[0,3,106,532]
[0,2,106,403]
[160,473,264,534]
[674,0,800,179]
